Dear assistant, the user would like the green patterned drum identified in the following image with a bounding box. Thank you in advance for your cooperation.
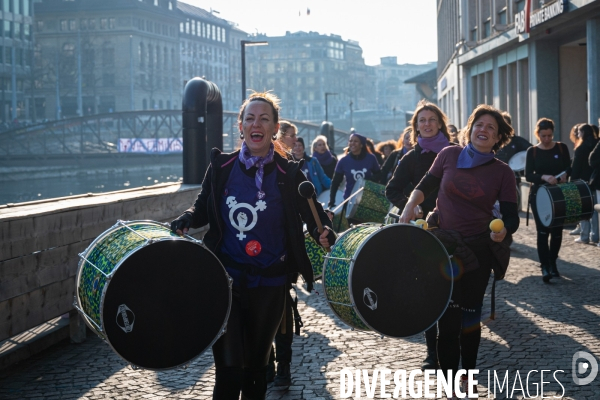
[304,230,326,279]
[536,181,594,228]
[75,220,232,370]
[323,223,453,338]
[346,178,391,223]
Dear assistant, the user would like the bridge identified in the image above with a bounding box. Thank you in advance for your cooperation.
[0,110,350,167]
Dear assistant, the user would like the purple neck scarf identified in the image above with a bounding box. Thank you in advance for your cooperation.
[418,131,450,154]
[312,150,335,166]
[238,142,275,199]
[456,143,496,169]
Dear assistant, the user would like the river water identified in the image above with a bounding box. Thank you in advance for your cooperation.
[0,164,184,205]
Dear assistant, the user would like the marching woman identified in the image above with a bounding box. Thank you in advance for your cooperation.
[379,127,414,185]
[292,137,331,196]
[170,92,336,400]
[274,120,297,159]
[385,101,453,371]
[311,135,338,179]
[328,132,381,208]
[399,105,519,398]
[525,118,571,282]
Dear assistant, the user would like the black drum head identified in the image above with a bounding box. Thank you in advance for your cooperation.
[350,224,452,338]
[102,239,230,370]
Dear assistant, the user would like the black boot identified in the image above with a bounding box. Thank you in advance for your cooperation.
[541,264,552,283]
[266,347,275,383]
[421,326,438,370]
[550,260,560,278]
[273,363,291,387]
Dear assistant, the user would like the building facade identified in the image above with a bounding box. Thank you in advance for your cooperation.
[177,2,247,113]
[244,31,374,127]
[0,0,34,126]
[34,0,183,120]
[437,0,600,148]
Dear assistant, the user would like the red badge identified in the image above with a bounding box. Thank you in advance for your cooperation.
[245,240,262,256]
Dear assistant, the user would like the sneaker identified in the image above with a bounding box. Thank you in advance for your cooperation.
[569,226,581,235]
[574,238,589,244]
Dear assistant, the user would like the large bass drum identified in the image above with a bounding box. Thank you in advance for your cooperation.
[75,220,232,370]
[322,223,452,338]
[536,181,594,228]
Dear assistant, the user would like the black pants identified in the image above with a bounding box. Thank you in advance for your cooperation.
[212,285,285,400]
[530,191,563,267]
[269,290,294,365]
[437,244,492,378]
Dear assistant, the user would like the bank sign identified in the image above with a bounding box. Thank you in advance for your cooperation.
[515,0,568,34]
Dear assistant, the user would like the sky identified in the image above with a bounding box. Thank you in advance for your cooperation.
[184,0,438,66]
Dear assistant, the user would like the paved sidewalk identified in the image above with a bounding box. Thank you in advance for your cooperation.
[0,215,599,399]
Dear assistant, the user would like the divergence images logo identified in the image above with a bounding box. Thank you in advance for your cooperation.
[572,351,598,386]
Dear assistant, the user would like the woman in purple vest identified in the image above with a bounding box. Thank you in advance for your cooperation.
[328,132,381,208]
[171,92,336,400]
[399,105,519,398]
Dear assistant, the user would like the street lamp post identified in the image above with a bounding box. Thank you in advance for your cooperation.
[325,92,338,122]
[349,100,353,128]
[241,40,268,102]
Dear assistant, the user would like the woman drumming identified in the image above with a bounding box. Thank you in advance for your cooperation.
[525,118,571,282]
[292,137,331,196]
[379,127,414,185]
[570,123,599,244]
[328,132,381,208]
[311,135,338,179]
[385,101,453,370]
[399,105,518,398]
[170,92,336,400]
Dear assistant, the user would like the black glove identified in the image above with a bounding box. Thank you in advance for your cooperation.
[328,202,336,209]
[312,225,337,248]
[171,212,193,233]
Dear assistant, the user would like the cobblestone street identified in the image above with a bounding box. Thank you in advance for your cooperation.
[1,215,599,399]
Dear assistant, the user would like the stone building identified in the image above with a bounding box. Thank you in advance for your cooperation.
[437,0,600,147]
[0,0,34,125]
[33,0,182,119]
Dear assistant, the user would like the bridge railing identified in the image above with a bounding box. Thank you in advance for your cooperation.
[0,111,349,158]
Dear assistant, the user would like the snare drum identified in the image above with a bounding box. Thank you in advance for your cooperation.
[535,181,594,228]
[323,223,452,338]
[346,178,391,223]
[508,151,527,173]
[75,220,232,370]
[304,230,326,279]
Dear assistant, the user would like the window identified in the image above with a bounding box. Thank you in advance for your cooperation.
[100,18,107,30]
[109,18,115,29]
[4,46,11,63]
[80,19,87,30]
[102,47,114,66]
[23,23,29,39]
[483,19,491,38]
[36,20,44,32]
[60,19,67,31]
[516,0,526,12]
[89,18,96,30]
[23,0,29,16]
[191,20,195,36]
[168,1,172,10]
[470,27,477,42]
[69,19,76,31]
[13,0,19,14]
[498,8,507,25]
[13,22,20,39]
[2,0,9,12]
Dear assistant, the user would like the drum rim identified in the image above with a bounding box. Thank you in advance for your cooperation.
[346,177,365,219]
[508,151,527,172]
[77,220,233,371]
[347,223,453,338]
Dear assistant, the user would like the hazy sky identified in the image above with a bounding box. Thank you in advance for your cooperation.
[183,0,438,66]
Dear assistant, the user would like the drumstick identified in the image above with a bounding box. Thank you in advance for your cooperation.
[298,181,331,252]
[331,187,363,214]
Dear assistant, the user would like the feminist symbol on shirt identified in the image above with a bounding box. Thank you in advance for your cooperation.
[351,168,368,181]
[226,196,267,240]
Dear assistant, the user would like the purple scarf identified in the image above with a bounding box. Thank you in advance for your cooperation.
[456,143,496,169]
[238,142,275,199]
[312,150,335,166]
[418,131,450,154]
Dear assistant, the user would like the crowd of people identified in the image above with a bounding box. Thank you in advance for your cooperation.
[170,89,600,400]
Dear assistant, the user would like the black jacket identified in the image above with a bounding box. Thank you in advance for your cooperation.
[184,148,333,291]
[571,139,598,182]
[590,140,600,190]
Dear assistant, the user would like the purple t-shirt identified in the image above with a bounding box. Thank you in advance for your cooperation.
[335,153,381,199]
[428,146,517,237]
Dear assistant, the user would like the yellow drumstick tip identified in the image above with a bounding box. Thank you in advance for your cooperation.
[489,218,504,233]
[415,219,428,230]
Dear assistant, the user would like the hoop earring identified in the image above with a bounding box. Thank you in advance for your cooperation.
[239,132,244,140]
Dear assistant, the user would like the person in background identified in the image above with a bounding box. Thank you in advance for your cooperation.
[447,124,460,144]
[376,140,398,164]
[570,124,599,244]
[494,112,532,165]
[292,137,331,196]
[399,104,518,398]
[366,138,384,165]
[589,132,600,248]
[274,120,298,159]
[379,127,413,185]
[170,92,336,399]
[311,135,338,179]
[385,100,453,371]
[329,132,381,208]
[525,118,571,282]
